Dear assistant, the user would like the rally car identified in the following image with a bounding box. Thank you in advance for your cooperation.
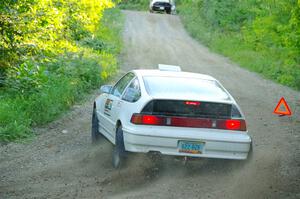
[92,65,252,168]
[149,0,176,14]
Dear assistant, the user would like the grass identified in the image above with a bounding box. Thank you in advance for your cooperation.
[117,0,148,11]
[0,8,125,142]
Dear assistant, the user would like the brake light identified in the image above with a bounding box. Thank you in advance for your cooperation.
[130,114,246,131]
[185,101,200,106]
[217,119,246,131]
[130,114,165,125]
[142,115,164,125]
[226,120,241,130]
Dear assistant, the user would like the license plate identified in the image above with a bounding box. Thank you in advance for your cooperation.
[160,6,164,10]
[178,141,204,154]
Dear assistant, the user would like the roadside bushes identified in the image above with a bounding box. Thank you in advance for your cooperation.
[118,0,148,10]
[176,0,300,90]
[0,1,124,142]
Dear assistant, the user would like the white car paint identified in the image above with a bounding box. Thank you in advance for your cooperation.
[95,68,252,160]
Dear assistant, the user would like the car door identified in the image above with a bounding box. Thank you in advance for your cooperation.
[101,72,135,141]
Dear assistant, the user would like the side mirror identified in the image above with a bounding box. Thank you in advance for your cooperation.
[100,85,112,94]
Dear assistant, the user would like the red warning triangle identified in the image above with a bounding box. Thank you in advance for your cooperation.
[273,97,292,116]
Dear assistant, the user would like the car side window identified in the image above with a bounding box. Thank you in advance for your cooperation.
[111,73,135,98]
[122,78,141,103]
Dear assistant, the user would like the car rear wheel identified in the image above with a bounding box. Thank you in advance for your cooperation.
[112,126,126,168]
[91,106,102,144]
[247,141,253,160]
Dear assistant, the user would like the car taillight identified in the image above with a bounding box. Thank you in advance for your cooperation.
[142,115,165,125]
[130,114,165,125]
[226,120,242,130]
[217,119,246,131]
[131,114,247,131]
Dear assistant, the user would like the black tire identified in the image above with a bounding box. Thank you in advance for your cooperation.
[91,106,101,144]
[247,141,253,161]
[112,126,126,168]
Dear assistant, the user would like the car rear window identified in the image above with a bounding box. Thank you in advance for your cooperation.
[142,100,232,119]
[143,76,229,100]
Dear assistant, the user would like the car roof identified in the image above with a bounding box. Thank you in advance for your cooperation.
[133,69,216,81]
[132,69,232,103]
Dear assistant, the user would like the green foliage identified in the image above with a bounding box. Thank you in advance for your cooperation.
[118,0,148,10]
[0,3,124,142]
[177,0,300,90]
[5,60,48,94]
[0,97,32,142]
[0,0,114,71]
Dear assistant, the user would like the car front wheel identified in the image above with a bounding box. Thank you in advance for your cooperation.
[112,126,126,168]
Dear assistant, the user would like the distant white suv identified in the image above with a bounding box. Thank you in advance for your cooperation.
[149,0,176,14]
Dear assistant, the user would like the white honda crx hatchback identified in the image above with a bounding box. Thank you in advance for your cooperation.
[92,65,252,168]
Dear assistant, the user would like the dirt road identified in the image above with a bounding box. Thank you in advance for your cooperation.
[1,10,299,199]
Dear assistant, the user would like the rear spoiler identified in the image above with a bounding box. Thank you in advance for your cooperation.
[158,64,181,72]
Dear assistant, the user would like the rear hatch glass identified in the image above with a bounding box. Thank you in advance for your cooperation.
[142,100,232,119]
[143,76,229,101]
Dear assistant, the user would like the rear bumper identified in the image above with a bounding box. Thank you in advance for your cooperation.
[123,126,252,160]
